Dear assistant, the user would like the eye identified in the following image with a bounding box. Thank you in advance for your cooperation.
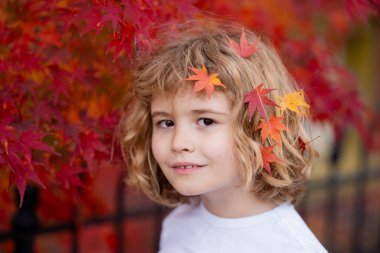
[197,118,215,127]
[157,120,174,128]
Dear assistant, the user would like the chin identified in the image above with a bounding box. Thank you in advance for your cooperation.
[174,187,202,197]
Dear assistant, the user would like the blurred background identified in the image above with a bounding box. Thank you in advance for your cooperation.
[0,0,379,252]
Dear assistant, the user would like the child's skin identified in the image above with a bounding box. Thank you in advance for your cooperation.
[151,88,276,218]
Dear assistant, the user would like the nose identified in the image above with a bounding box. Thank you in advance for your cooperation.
[171,125,194,153]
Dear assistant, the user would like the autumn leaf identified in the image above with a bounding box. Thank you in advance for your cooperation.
[100,2,124,33]
[297,136,320,155]
[256,115,288,146]
[244,83,278,121]
[278,91,309,115]
[8,162,45,207]
[78,131,108,173]
[1,128,56,206]
[298,137,307,155]
[229,28,261,58]
[185,65,226,98]
[20,130,59,155]
[260,145,283,175]
[56,164,87,189]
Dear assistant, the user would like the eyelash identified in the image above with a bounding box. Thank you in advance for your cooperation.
[197,118,216,127]
[155,118,216,128]
[157,120,174,128]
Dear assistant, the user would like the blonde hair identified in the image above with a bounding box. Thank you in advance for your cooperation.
[119,20,315,207]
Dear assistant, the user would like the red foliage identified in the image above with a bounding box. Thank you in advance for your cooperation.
[0,0,379,250]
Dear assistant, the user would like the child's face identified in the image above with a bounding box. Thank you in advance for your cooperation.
[151,89,241,199]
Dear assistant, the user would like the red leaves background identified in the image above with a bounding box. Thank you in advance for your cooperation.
[0,0,379,251]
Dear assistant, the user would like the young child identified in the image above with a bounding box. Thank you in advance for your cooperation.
[119,20,327,253]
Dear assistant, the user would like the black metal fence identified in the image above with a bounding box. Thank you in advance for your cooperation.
[0,179,165,253]
[1,141,380,253]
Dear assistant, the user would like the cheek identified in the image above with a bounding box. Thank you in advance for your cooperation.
[205,134,235,160]
[151,132,167,165]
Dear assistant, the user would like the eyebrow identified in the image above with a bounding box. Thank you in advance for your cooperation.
[151,109,227,118]
[191,109,228,115]
[151,111,171,118]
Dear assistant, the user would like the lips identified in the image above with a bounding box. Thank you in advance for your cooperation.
[171,162,205,174]
[174,165,199,169]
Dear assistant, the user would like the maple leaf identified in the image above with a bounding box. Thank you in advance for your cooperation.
[49,65,70,105]
[297,136,320,155]
[185,65,226,99]
[229,28,261,58]
[74,5,103,36]
[244,83,278,121]
[56,164,87,189]
[78,131,108,172]
[298,137,307,155]
[7,150,45,207]
[20,130,59,155]
[4,129,57,206]
[100,2,123,33]
[256,115,288,146]
[278,91,309,115]
[260,145,283,175]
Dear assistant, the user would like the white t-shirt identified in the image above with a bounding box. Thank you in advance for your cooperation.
[159,201,327,253]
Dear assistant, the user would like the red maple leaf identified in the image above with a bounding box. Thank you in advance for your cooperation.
[297,136,320,155]
[244,83,278,121]
[56,164,87,189]
[298,137,307,155]
[260,145,283,175]
[78,131,108,172]
[229,28,261,58]
[20,130,59,155]
[49,65,70,105]
[185,65,226,98]
[256,115,288,147]
[100,2,124,33]
[74,5,103,36]
[1,129,57,206]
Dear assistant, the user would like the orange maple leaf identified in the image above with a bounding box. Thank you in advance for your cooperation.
[229,28,261,58]
[260,145,283,175]
[244,83,278,121]
[185,65,226,98]
[256,115,288,147]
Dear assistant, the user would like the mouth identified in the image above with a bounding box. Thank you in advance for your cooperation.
[171,163,205,174]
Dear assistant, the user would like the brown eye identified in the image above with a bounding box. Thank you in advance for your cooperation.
[198,118,215,127]
[158,120,174,128]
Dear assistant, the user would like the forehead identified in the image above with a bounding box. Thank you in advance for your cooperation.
[151,88,232,113]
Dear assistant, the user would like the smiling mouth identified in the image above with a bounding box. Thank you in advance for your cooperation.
[174,165,200,169]
[171,164,205,174]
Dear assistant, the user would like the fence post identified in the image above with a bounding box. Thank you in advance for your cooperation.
[116,176,125,253]
[324,140,342,252]
[12,186,40,253]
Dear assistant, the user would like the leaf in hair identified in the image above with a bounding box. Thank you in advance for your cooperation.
[260,145,283,175]
[278,90,309,115]
[185,65,226,98]
[256,115,288,147]
[229,28,261,58]
[244,83,278,121]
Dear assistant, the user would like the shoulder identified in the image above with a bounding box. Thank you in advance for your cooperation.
[270,202,328,253]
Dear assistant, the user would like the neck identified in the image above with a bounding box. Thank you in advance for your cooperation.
[200,186,278,218]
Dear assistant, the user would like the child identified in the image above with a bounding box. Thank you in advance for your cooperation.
[119,20,327,253]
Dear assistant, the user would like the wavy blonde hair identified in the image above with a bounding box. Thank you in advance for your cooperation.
[119,20,315,207]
